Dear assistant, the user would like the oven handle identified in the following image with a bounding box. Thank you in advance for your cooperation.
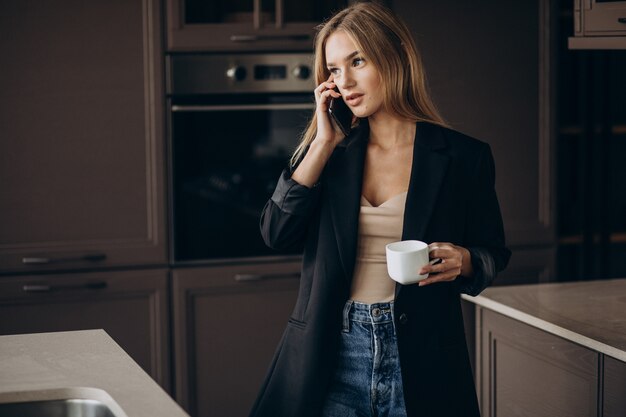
[171,103,315,112]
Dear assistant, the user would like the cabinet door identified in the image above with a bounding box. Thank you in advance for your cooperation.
[0,0,167,274]
[172,261,300,417]
[604,356,626,417]
[166,0,349,51]
[583,3,626,35]
[0,269,170,391]
[477,309,598,417]
[393,0,555,248]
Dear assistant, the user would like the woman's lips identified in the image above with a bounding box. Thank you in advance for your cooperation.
[345,94,364,106]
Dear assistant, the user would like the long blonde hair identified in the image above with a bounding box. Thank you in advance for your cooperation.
[290,1,448,168]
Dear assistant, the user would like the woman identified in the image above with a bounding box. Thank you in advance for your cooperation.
[250,3,510,417]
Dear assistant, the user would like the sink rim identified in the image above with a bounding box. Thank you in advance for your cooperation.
[0,387,128,417]
[0,397,117,417]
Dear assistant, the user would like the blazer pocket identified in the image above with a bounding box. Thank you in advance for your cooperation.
[287,317,307,330]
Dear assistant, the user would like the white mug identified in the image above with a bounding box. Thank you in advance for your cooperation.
[385,240,441,285]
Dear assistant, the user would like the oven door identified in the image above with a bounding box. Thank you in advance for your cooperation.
[170,95,315,263]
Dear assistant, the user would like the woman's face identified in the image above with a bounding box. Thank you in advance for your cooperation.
[324,31,384,119]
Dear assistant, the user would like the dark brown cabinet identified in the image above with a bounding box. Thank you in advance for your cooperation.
[393,0,558,294]
[474,308,626,417]
[172,261,300,417]
[569,0,626,49]
[0,269,170,390]
[166,0,349,51]
[0,0,167,274]
[604,356,626,417]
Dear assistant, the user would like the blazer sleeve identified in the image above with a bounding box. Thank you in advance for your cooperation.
[259,149,322,252]
[456,143,511,296]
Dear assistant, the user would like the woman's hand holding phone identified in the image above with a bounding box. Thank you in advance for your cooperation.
[290,75,344,188]
[313,75,348,147]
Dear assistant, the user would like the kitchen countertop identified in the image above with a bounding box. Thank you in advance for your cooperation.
[0,329,189,417]
[462,278,626,362]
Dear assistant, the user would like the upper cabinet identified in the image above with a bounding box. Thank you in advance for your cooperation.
[569,0,626,49]
[0,0,167,274]
[166,0,350,51]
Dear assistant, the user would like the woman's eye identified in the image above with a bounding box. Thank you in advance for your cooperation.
[353,57,365,66]
[329,68,340,75]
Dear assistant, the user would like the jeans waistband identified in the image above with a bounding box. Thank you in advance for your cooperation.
[342,300,395,329]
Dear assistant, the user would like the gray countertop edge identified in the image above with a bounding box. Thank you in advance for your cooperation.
[461,293,626,363]
[0,330,189,417]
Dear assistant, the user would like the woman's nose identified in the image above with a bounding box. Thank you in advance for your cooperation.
[337,72,355,90]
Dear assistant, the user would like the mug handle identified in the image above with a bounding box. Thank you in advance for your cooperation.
[428,246,442,265]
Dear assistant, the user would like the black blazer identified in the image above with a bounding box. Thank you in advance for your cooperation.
[250,120,511,417]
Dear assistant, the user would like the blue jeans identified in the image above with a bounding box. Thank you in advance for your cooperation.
[321,300,408,417]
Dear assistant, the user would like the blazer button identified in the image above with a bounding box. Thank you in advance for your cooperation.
[399,313,408,324]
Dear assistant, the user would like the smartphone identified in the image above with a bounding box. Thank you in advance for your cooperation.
[328,88,354,136]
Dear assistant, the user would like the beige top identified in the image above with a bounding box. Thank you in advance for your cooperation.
[349,191,407,303]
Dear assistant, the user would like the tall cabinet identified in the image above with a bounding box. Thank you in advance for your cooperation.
[394,0,557,284]
[0,0,167,274]
[0,0,169,389]
[392,0,557,377]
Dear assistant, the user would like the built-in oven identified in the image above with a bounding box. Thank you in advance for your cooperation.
[167,53,315,263]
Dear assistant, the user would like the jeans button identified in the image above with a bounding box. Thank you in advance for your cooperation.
[399,313,408,324]
[372,308,381,317]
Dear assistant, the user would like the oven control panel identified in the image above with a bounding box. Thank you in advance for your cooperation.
[168,53,315,94]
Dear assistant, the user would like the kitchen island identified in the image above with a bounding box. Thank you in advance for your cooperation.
[0,329,188,417]
[462,278,626,417]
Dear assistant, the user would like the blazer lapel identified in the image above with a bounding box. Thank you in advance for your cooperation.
[326,121,450,294]
[396,122,450,298]
[327,122,369,284]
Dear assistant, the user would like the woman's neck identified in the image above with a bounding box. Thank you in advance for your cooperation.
[367,110,416,150]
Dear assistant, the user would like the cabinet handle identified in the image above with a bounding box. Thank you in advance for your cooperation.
[230,34,310,43]
[172,103,315,112]
[22,281,108,293]
[22,253,107,265]
[234,272,300,282]
[618,17,626,24]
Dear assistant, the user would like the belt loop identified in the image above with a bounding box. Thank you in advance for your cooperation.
[342,300,353,333]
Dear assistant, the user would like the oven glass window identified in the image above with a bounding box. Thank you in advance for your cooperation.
[172,104,313,261]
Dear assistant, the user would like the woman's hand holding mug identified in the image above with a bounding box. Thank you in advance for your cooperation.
[417,242,474,287]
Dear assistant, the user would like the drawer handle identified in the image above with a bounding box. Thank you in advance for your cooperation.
[22,253,107,265]
[234,272,300,282]
[22,281,108,293]
[619,17,626,24]
[230,34,310,43]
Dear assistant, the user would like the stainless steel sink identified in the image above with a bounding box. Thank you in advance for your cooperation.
[0,398,118,417]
